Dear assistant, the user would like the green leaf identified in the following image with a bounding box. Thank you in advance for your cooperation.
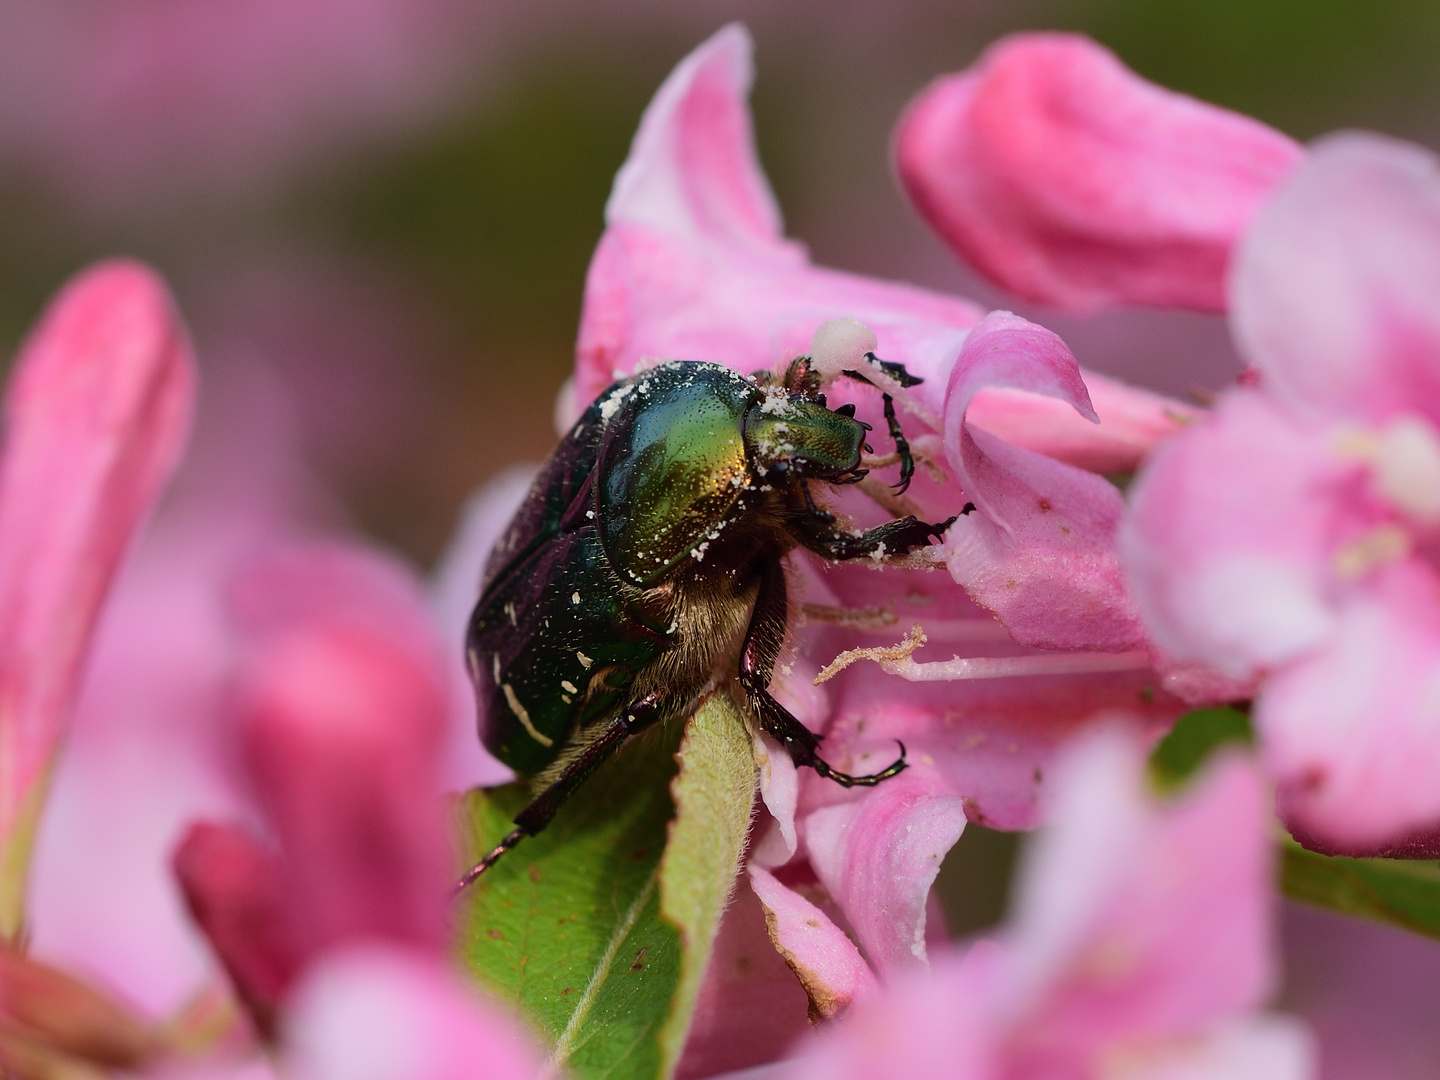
[1147,706,1253,791]
[456,694,755,1080]
[656,694,757,1076]
[1280,837,1440,941]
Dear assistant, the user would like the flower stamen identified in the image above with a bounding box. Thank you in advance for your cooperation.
[814,623,1152,684]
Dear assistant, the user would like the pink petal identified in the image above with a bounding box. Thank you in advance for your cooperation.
[282,945,544,1080]
[171,822,307,1033]
[1122,391,1344,679]
[801,772,965,978]
[798,654,1179,831]
[751,732,799,867]
[1003,733,1275,1058]
[25,361,324,1019]
[968,370,1199,475]
[1259,560,1440,852]
[759,734,1296,1080]
[231,542,454,955]
[1284,904,1440,1078]
[896,33,1302,313]
[942,311,1150,651]
[0,261,195,910]
[775,945,997,1080]
[605,23,785,260]
[1231,132,1440,426]
[674,871,810,1080]
[1102,1017,1314,1080]
[784,555,1181,833]
[747,865,877,1021]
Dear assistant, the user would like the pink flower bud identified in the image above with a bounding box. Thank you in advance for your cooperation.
[896,33,1302,312]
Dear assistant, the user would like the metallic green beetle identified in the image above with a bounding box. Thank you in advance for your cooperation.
[459,356,953,887]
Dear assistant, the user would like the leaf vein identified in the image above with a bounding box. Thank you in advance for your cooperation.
[544,869,658,1075]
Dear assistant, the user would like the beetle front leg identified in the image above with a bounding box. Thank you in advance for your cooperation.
[842,355,923,494]
[738,559,906,788]
[794,509,956,562]
[455,689,677,893]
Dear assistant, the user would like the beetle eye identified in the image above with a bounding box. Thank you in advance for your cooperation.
[834,402,857,418]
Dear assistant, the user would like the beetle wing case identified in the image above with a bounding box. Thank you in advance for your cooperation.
[597,364,756,588]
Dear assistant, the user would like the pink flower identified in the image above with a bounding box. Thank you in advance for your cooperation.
[0,261,195,940]
[545,24,1207,1034]
[573,27,1199,477]
[0,269,540,1077]
[895,32,1303,313]
[166,538,545,1077]
[892,29,1440,857]
[1125,133,1440,856]
[763,731,1314,1080]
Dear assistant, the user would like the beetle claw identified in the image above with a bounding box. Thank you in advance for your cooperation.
[809,740,908,788]
[929,515,958,539]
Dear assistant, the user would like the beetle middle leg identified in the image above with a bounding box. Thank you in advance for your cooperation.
[794,506,956,562]
[738,558,906,788]
[455,688,684,892]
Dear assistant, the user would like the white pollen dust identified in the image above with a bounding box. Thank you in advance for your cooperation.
[808,317,878,382]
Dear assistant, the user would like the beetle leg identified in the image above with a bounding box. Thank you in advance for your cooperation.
[879,393,915,495]
[794,512,956,562]
[455,689,678,892]
[841,357,922,494]
[738,559,906,788]
[798,479,832,523]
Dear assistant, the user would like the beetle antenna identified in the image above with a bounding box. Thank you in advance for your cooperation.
[454,826,527,894]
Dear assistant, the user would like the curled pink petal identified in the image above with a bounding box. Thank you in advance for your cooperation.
[969,369,1198,475]
[896,33,1302,312]
[232,542,454,955]
[0,260,195,930]
[802,772,965,978]
[942,312,1149,651]
[282,945,544,1080]
[171,822,307,1034]
[747,865,877,1022]
[770,731,1302,1080]
[1231,132,1440,425]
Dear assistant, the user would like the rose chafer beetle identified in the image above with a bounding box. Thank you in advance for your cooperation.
[458,342,954,888]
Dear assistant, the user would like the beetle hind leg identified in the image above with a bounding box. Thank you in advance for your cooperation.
[738,558,908,788]
[454,688,681,892]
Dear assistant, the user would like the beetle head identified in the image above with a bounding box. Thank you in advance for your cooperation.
[743,389,868,484]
